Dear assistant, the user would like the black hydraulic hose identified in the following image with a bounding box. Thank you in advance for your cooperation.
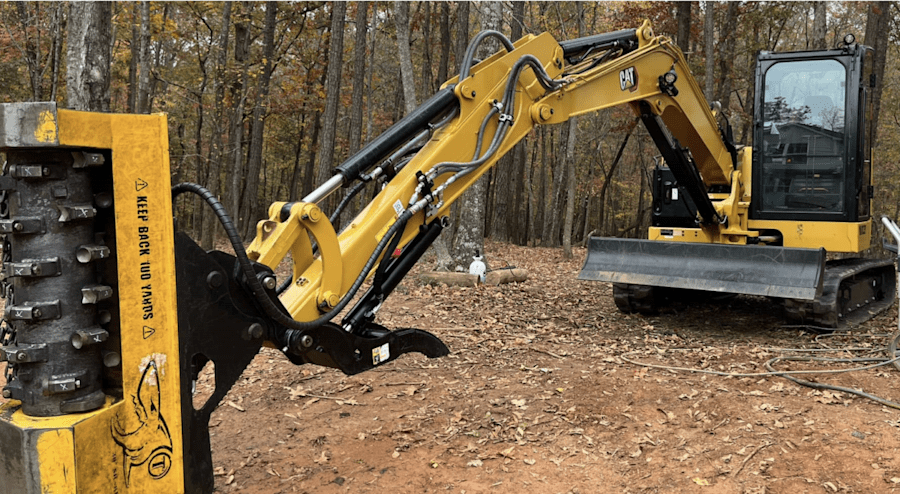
[172,182,291,323]
[329,180,368,225]
[430,54,562,181]
[459,30,516,81]
[374,219,406,288]
[172,182,416,335]
[281,207,417,347]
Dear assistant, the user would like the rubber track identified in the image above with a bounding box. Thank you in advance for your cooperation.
[783,258,896,328]
[613,258,896,329]
[612,283,658,314]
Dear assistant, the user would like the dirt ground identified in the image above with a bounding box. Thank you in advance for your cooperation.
[5,241,900,493]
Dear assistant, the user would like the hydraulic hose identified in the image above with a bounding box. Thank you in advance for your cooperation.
[459,30,516,81]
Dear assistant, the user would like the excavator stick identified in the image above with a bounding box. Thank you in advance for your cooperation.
[580,237,826,302]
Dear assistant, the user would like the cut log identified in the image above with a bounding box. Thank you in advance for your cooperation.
[484,268,528,286]
[419,272,479,287]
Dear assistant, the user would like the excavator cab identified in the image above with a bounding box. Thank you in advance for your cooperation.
[752,41,873,223]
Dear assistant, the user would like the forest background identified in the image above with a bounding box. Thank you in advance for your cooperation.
[2,1,898,269]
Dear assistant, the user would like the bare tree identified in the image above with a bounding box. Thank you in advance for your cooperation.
[315,2,347,192]
[714,2,739,107]
[811,2,827,50]
[863,1,890,144]
[676,1,692,55]
[430,3,461,271]
[703,1,715,101]
[66,1,112,111]
[200,1,232,251]
[436,2,451,87]
[450,1,501,271]
[14,3,43,101]
[136,1,152,113]
[348,2,368,155]
[241,1,278,239]
[127,3,139,112]
[562,2,584,259]
[395,1,417,114]
[228,3,252,226]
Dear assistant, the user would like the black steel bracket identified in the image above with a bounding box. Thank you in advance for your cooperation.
[174,233,270,494]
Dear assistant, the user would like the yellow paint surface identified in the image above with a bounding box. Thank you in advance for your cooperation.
[33,110,58,143]
[36,429,76,494]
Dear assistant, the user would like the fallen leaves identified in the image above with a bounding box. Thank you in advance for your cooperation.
[202,241,900,493]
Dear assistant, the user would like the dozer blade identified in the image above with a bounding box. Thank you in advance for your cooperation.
[579,237,825,300]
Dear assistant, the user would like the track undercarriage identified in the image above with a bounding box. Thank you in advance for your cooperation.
[612,257,896,329]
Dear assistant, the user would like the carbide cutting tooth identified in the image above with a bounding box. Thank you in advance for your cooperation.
[76,244,110,263]
[58,205,96,222]
[81,285,113,304]
[70,328,109,349]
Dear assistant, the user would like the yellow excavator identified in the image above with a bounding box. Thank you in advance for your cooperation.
[0,20,889,493]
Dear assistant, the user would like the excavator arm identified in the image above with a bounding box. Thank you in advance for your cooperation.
[248,19,744,355]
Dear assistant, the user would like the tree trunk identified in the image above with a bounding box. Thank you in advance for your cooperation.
[431,2,470,271]
[450,1,500,271]
[304,110,322,197]
[436,3,450,86]
[714,2,738,108]
[562,118,577,258]
[136,1,152,114]
[676,1,692,55]
[200,1,232,251]
[811,2,827,50]
[127,3,139,112]
[315,1,347,200]
[49,3,64,103]
[191,58,208,240]
[524,134,538,245]
[348,1,368,155]
[562,2,583,258]
[509,1,527,245]
[535,127,548,244]
[455,2,470,76]
[703,1,715,102]
[241,1,278,239]
[863,2,890,144]
[545,125,567,246]
[66,1,112,112]
[229,3,252,228]
[15,3,43,101]
[418,2,433,97]
[395,1,418,115]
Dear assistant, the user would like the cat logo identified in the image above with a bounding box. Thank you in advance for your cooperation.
[619,67,637,91]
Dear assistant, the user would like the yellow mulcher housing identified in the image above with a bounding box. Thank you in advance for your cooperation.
[0,22,891,493]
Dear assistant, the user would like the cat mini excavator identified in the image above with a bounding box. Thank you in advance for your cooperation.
[578,31,894,328]
[0,21,890,493]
